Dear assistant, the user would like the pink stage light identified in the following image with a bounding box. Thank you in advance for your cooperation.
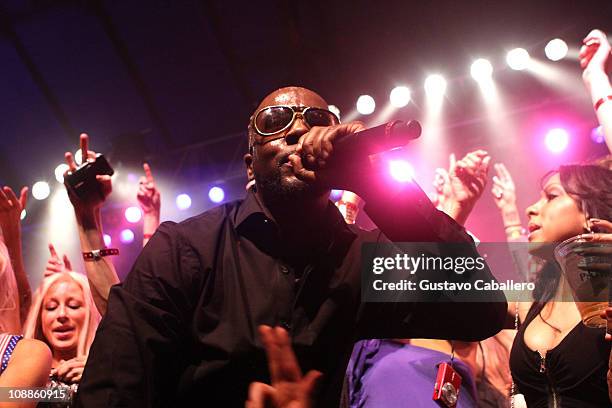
[120,229,135,244]
[103,234,112,246]
[389,160,415,182]
[591,126,605,144]
[545,128,569,153]
[124,206,142,223]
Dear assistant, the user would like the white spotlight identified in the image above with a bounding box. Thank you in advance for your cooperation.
[389,86,411,108]
[328,104,341,120]
[424,74,447,98]
[54,163,70,183]
[32,181,50,200]
[470,59,493,81]
[545,39,568,61]
[356,95,376,115]
[506,48,531,70]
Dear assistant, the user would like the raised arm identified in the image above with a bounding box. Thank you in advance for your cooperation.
[137,163,161,247]
[580,29,612,154]
[0,186,31,326]
[64,133,120,316]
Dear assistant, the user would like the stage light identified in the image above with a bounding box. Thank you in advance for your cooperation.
[389,160,415,182]
[32,181,50,200]
[356,95,375,115]
[120,229,134,244]
[20,209,26,220]
[591,126,605,144]
[54,164,70,183]
[328,105,341,120]
[176,193,192,210]
[208,186,225,203]
[545,39,568,61]
[424,74,447,98]
[506,48,530,70]
[124,206,142,223]
[389,86,411,108]
[470,59,493,82]
[330,189,343,201]
[545,128,569,153]
[103,234,112,246]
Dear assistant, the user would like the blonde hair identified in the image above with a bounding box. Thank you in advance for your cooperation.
[0,238,20,333]
[23,272,100,358]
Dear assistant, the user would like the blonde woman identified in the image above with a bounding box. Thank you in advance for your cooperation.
[23,271,100,404]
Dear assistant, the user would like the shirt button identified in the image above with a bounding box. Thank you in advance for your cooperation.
[280,265,289,274]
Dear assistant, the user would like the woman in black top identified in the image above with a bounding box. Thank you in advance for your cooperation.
[509,164,612,407]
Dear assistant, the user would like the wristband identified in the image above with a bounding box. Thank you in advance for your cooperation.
[143,233,154,239]
[594,95,612,111]
[83,248,119,262]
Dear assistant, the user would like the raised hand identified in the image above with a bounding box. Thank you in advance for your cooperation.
[0,186,27,235]
[441,150,490,225]
[137,163,161,216]
[580,29,612,83]
[246,326,322,408]
[432,167,453,214]
[491,163,517,210]
[44,243,73,277]
[64,133,112,213]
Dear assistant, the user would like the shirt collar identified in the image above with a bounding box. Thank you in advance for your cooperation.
[234,189,356,245]
[235,189,275,228]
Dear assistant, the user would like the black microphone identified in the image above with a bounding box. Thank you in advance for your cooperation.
[332,120,422,160]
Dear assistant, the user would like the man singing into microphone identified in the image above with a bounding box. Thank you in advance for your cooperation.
[76,87,507,407]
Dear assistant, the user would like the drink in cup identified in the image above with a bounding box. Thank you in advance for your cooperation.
[554,235,611,328]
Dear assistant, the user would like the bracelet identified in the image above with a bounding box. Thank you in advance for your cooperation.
[594,95,612,111]
[82,248,119,262]
[143,233,154,239]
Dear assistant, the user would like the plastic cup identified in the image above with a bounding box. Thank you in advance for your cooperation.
[553,235,611,328]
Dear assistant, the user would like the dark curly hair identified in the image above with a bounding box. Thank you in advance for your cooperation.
[533,162,612,304]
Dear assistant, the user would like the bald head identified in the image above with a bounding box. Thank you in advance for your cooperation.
[255,87,328,112]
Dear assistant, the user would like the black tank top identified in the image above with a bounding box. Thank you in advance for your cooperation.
[509,302,611,407]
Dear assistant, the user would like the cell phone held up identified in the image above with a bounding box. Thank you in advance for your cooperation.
[433,362,462,408]
[64,154,114,202]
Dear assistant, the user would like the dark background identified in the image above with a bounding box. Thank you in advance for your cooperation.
[0,0,610,285]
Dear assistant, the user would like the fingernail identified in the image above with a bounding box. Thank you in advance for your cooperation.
[590,219,602,223]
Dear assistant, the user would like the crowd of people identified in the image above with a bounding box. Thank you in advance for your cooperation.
[0,29,611,408]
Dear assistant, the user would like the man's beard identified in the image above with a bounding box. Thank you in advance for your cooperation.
[255,166,313,205]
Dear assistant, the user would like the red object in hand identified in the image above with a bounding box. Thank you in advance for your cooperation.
[433,362,462,408]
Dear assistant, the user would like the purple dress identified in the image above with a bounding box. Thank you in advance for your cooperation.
[347,339,478,408]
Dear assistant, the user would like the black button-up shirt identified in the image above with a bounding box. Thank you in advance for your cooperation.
[76,184,507,407]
